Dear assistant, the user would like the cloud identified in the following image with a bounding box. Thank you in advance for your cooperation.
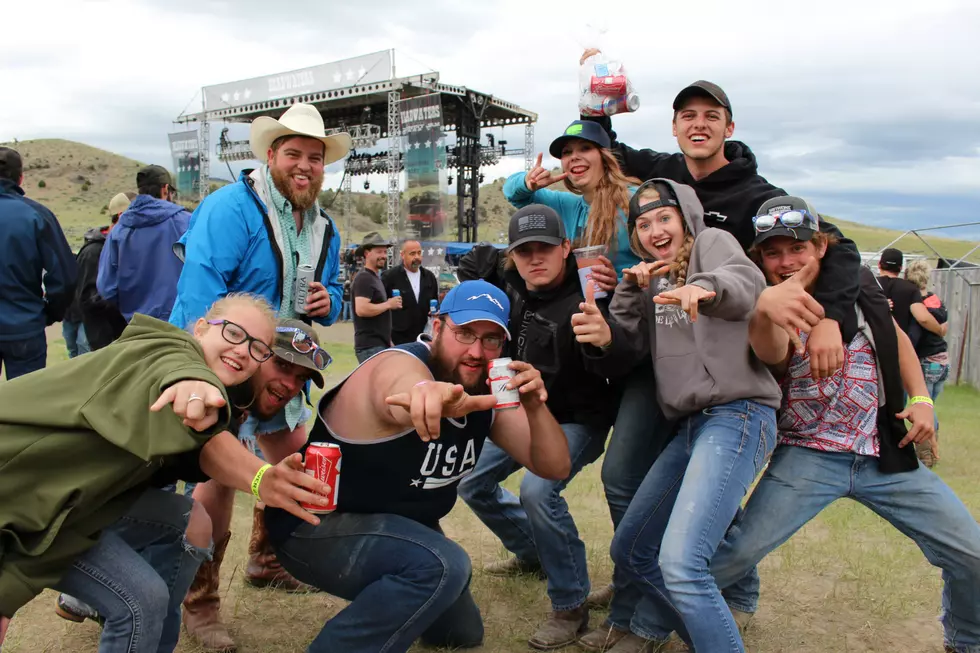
[2,0,978,235]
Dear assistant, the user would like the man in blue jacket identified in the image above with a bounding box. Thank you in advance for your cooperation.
[97,165,190,321]
[169,102,348,651]
[0,147,77,379]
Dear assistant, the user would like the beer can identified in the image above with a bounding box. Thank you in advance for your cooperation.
[488,357,520,410]
[590,74,628,96]
[301,442,341,514]
[392,289,401,297]
[429,299,438,314]
[602,93,641,116]
[293,264,316,315]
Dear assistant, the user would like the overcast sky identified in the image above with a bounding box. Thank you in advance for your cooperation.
[3,0,979,238]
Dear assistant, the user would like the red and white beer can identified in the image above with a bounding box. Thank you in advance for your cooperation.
[302,442,341,514]
[488,357,520,410]
[590,74,628,96]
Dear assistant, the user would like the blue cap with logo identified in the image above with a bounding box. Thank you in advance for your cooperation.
[549,120,612,159]
[438,280,511,340]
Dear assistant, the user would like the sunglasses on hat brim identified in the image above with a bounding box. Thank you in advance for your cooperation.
[752,209,819,234]
[275,327,332,370]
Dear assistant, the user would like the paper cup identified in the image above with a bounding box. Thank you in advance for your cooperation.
[573,245,609,299]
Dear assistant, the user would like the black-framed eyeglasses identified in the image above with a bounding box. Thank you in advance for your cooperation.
[752,209,819,234]
[445,323,505,351]
[275,326,332,370]
[207,319,273,362]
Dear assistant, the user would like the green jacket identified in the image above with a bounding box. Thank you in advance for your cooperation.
[0,315,231,617]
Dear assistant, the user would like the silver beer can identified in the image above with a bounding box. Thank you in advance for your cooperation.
[294,264,316,315]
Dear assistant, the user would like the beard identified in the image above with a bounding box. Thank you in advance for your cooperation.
[270,164,323,212]
[429,332,489,396]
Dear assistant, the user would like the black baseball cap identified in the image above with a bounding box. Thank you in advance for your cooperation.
[879,248,904,273]
[508,204,567,253]
[272,319,327,388]
[549,120,611,158]
[136,164,176,189]
[673,81,732,116]
[752,196,821,247]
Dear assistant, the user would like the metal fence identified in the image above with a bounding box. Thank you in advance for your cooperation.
[932,267,980,388]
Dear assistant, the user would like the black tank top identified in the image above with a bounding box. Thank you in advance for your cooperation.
[265,342,493,543]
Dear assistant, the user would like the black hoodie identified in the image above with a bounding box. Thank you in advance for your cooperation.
[504,256,617,430]
[75,226,127,350]
[585,117,861,327]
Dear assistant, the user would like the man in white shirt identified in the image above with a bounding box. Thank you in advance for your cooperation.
[382,239,439,345]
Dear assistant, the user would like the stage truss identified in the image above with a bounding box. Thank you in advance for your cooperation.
[176,54,537,243]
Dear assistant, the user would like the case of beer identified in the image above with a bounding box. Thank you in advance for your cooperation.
[579,51,640,118]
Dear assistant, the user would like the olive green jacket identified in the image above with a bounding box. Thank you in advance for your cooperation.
[0,315,231,617]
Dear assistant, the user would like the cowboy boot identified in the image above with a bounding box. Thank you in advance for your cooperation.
[183,531,236,652]
[245,504,312,591]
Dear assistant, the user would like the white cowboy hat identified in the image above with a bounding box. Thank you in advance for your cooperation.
[249,103,352,165]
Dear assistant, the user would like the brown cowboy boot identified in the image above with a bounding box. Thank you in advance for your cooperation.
[245,504,312,591]
[183,531,236,652]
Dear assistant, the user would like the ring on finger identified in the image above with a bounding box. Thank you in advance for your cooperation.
[187,393,205,404]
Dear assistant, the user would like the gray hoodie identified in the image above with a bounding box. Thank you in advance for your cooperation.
[587,178,781,420]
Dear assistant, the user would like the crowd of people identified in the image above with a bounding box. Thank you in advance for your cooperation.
[0,61,976,653]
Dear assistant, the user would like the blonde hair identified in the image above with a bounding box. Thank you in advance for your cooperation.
[197,292,277,329]
[628,186,696,286]
[564,149,641,259]
[904,259,933,293]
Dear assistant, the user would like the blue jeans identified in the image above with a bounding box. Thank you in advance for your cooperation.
[602,365,677,638]
[355,344,386,363]
[273,512,484,653]
[457,423,607,610]
[54,488,212,653]
[341,300,353,321]
[711,445,980,653]
[0,332,47,379]
[922,358,950,431]
[611,400,777,653]
[62,320,90,358]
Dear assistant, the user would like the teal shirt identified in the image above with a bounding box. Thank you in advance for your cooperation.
[264,167,317,429]
[502,171,641,276]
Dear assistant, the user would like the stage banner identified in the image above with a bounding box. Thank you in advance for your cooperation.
[400,93,448,241]
[203,50,393,110]
[168,130,201,199]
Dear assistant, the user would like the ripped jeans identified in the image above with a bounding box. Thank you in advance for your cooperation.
[55,488,212,653]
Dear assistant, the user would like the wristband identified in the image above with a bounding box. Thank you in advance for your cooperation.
[251,463,273,500]
[909,395,934,407]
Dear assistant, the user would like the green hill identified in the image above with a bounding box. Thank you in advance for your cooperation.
[5,139,977,262]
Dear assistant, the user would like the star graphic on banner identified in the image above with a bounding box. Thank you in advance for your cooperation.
[243,88,252,99]
[436,248,444,255]
[345,69,354,80]
[426,248,435,256]
[410,479,422,488]
[333,71,342,83]
[220,92,230,103]
[423,140,431,148]
[233,91,240,102]
[358,66,366,78]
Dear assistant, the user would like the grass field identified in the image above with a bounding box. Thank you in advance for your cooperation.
[3,320,979,652]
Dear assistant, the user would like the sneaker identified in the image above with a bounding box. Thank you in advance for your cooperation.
[731,608,754,635]
[605,633,668,653]
[528,606,589,650]
[55,594,100,623]
[483,556,546,579]
[585,584,615,610]
[578,623,630,652]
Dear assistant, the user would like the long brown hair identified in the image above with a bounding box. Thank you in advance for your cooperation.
[564,148,641,256]
[627,186,695,286]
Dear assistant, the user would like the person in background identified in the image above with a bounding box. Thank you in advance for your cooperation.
[353,232,399,362]
[69,191,134,354]
[904,259,950,467]
[383,239,439,344]
[97,165,190,321]
[342,275,353,321]
[458,205,616,649]
[0,146,77,379]
[168,103,347,652]
[877,248,947,344]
